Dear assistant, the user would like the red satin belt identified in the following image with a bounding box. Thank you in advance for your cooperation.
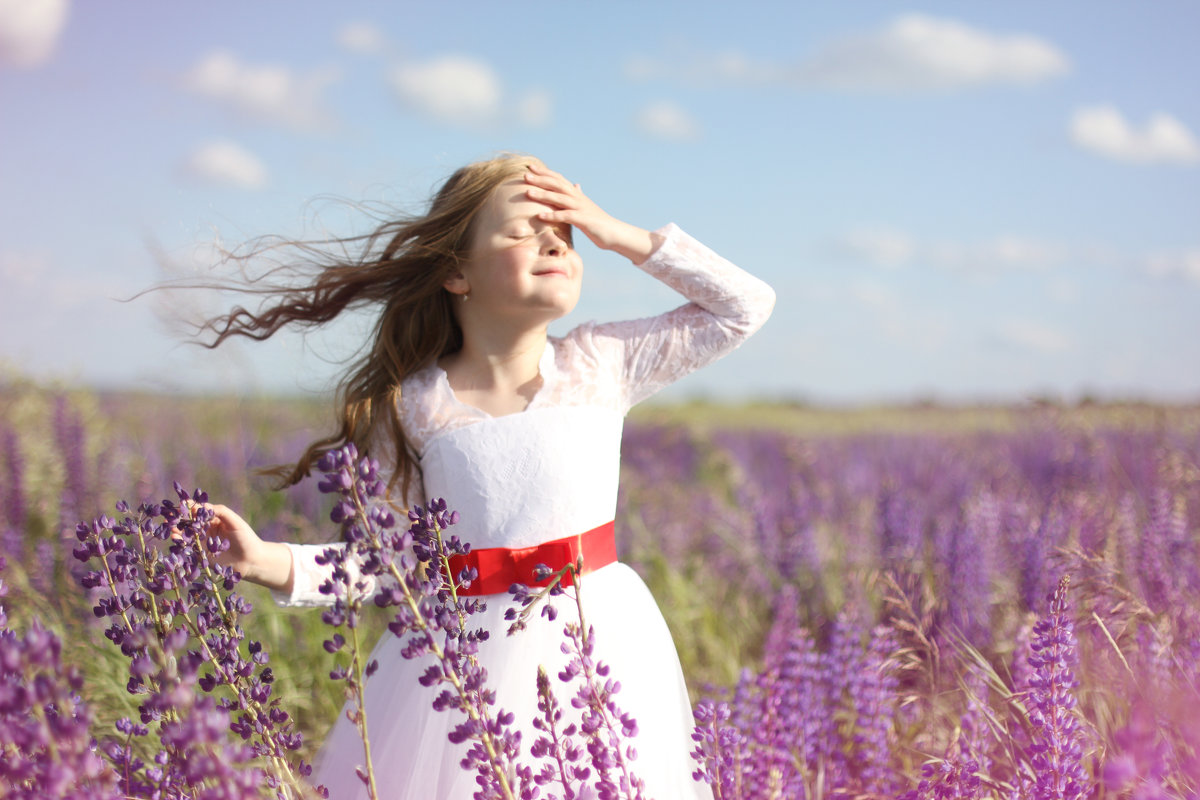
[444,520,617,596]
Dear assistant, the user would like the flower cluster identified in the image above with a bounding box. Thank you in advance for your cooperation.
[505,554,647,799]
[14,383,1200,797]
[848,624,900,795]
[901,756,983,800]
[688,607,903,799]
[313,444,529,800]
[72,486,314,799]
[690,700,744,800]
[528,664,590,798]
[0,556,120,798]
[1024,575,1089,800]
[315,444,648,800]
[556,604,644,800]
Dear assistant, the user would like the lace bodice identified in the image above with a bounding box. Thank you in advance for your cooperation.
[273,222,774,606]
[400,223,776,455]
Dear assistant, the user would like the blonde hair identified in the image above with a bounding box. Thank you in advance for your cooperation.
[200,153,540,500]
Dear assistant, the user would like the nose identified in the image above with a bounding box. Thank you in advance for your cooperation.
[540,228,569,257]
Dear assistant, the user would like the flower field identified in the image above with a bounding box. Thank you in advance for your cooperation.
[2,378,1198,798]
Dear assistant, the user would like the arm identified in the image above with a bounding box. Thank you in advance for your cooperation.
[526,163,776,410]
[195,485,420,609]
[184,503,308,602]
[606,223,775,409]
[269,541,381,608]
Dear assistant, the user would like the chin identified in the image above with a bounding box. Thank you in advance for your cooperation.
[542,288,581,316]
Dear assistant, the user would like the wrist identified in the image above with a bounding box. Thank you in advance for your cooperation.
[604,222,656,264]
[249,541,295,594]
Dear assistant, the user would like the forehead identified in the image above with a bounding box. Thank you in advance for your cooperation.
[478,177,543,226]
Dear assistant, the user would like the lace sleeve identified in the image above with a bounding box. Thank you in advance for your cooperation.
[269,473,426,608]
[268,542,382,608]
[586,223,775,411]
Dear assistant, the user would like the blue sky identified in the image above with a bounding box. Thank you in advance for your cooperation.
[1,0,1197,403]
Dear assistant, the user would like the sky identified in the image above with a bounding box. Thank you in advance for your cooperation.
[1,0,1197,405]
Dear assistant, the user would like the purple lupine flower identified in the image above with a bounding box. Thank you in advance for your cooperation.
[943,492,999,648]
[557,615,644,800]
[314,445,531,800]
[507,553,646,800]
[1009,616,1035,696]
[847,624,900,795]
[900,755,982,800]
[690,700,744,800]
[530,664,590,799]
[958,664,994,775]
[877,483,924,569]
[815,611,862,788]
[1,426,26,536]
[0,555,120,798]
[1017,504,1060,612]
[726,587,832,799]
[73,488,313,798]
[1025,575,1090,800]
[53,393,89,527]
[1102,705,1171,799]
[1140,488,1190,614]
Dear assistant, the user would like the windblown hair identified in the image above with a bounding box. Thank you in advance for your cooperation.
[199,153,540,501]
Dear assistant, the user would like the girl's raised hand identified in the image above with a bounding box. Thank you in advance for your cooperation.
[523,162,659,264]
[179,502,294,593]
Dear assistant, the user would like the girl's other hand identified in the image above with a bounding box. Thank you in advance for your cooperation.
[523,162,661,264]
[178,502,294,593]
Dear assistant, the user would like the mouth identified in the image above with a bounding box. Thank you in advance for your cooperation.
[533,268,569,277]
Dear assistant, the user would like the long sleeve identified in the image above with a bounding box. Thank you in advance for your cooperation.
[270,473,425,608]
[580,223,775,411]
[267,542,383,608]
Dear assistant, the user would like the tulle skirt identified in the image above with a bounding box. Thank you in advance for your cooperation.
[310,562,712,800]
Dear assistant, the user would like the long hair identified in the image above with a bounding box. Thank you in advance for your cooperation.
[197,153,539,500]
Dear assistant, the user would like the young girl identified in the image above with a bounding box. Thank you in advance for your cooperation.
[198,155,774,799]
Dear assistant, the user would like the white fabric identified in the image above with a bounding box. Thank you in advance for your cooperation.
[272,223,774,799]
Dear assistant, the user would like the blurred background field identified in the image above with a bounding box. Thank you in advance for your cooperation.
[3,376,1198,795]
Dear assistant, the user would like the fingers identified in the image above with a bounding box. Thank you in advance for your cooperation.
[524,180,588,220]
[524,164,580,198]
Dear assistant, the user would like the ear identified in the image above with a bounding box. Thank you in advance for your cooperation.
[443,271,469,297]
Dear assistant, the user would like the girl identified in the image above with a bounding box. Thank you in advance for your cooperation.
[198,155,774,798]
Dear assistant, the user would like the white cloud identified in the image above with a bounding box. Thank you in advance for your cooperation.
[337,21,386,55]
[1141,249,1200,285]
[624,49,779,85]
[0,0,68,68]
[796,14,1069,91]
[837,228,1065,272]
[183,140,268,190]
[929,237,1066,271]
[0,250,133,312]
[516,89,552,128]
[184,50,339,132]
[838,227,915,268]
[1070,106,1200,165]
[995,320,1073,354]
[848,278,899,310]
[625,16,1067,95]
[635,101,700,141]
[390,55,502,127]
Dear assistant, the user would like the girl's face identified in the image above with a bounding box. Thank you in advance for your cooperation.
[453,175,583,325]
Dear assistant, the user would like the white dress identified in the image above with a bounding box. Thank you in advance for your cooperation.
[272,224,775,799]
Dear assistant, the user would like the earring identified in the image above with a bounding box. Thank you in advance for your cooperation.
[462,293,469,302]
